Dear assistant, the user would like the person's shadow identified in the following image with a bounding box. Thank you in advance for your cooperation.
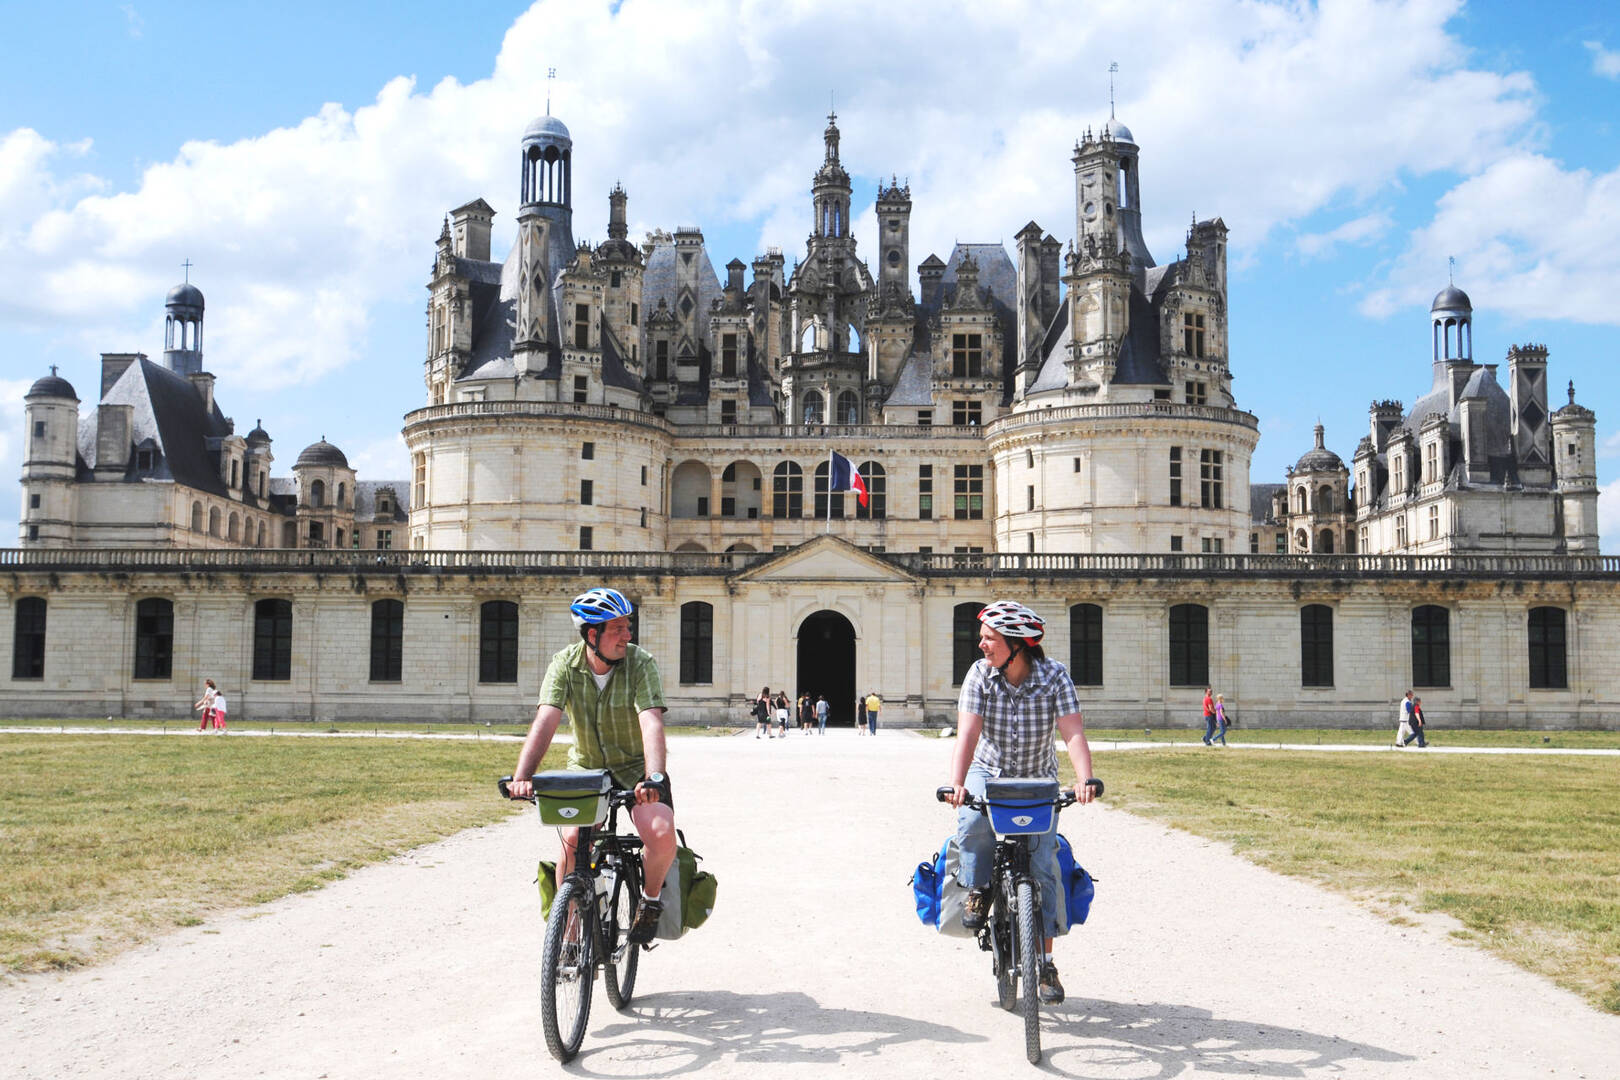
[562,990,1411,1077]
[1037,997,1414,1077]
[577,988,983,1073]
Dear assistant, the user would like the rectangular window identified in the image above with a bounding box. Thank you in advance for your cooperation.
[579,526,593,550]
[1026,533,1035,552]
[1424,441,1438,483]
[574,303,591,348]
[134,599,173,680]
[720,400,737,425]
[640,507,647,529]
[582,442,594,460]
[478,601,519,684]
[33,421,45,439]
[951,333,983,377]
[377,530,392,549]
[917,409,932,427]
[1170,535,1183,552]
[1185,380,1208,405]
[919,464,933,520]
[1199,449,1224,509]
[610,270,622,288]
[370,599,403,682]
[953,465,984,520]
[1169,447,1182,507]
[630,303,638,326]
[1528,607,1568,690]
[1276,533,1288,554]
[1249,532,1259,554]
[1396,514,1409,546]
[1201,537,1224,553]
[1300,604,1334,687]
[1168,603,1209,686]
[680,602,713,684]
[953,603,983,686]
[696,496,709,517]
[1026,485,1035,511]
[1183,313,1207,357]
[1394,454,1405,494]
[28,493,40,510]
[1411,605,1450,688]
[580,479,593,505]
[641,466,648,486]
[1073,457,1082,473]
[573,375,588,404]
[721,333,738,377]
[654,340,669,379]
[137,450,152,471]
[11,597,46,679]
[1359,526,1369,552]
[952,400,982,426]
[1428,504,1439,540]
[1070,604,1103,686]
[721,496,736,516]
[252,599,293,682]
[413,453,427,507]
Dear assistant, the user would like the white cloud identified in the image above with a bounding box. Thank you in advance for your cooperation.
[0,0,1546,393]
[1584,40,1620,80]
[121,5,144,40]
[1296,210,1394,259]
[346,433,412,486]
[1360,154,1620,322]
[1600,477,1620,555]
[1601,430,1620,459]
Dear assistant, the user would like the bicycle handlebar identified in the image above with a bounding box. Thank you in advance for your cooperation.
[934,777,1103,808]
[497,776,646,806]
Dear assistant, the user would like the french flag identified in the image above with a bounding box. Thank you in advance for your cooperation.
[829,450,869,507]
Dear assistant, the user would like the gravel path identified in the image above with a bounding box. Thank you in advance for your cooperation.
[4,731,1617,1078]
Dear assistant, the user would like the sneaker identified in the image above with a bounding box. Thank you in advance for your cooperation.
[626,896,663,945]
[1038,961,1065,1005]
[961,889,990,932]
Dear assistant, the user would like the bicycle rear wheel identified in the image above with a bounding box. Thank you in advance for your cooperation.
[603,861,641,1010]
[541,876,594,1063]
[993,889,1016,1012]
[1016,878,1042,1065]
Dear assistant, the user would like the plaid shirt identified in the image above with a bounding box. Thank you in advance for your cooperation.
[957,656,1080,779]
[538,641,667,782]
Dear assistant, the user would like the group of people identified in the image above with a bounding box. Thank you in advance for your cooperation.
[1396,690,1429,747]
[1200,687,1230,745]
[855,691,882,735]
[753,688,830,737]
[193,678,228,732]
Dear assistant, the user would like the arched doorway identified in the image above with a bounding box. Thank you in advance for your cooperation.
[797,610,856,726]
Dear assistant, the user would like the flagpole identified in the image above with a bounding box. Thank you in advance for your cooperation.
[825,450,833,534]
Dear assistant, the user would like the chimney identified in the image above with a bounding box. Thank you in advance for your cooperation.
[189,371,216,414]
[94,403,133,478]
[101,352,142,398]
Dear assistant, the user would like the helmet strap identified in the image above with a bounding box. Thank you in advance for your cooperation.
[582,625,625,668]
[996,639,1024,678]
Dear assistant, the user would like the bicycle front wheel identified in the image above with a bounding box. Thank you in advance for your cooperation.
[993,889,1016,1012]
[1016,878,1043,1065]
[541,875,595,1063]
[603,863,641,1011]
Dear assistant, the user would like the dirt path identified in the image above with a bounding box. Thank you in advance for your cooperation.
[4,731,1617,1078]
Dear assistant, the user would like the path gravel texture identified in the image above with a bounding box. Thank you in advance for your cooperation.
[4,731,1618,1078]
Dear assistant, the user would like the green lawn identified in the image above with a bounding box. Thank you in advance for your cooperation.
[1082,726,1620,750]
[1075,748,1620,1014]
[0,734,553,975]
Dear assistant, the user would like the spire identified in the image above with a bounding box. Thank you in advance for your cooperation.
[824,109,841,164]
[1108,61,1119,119]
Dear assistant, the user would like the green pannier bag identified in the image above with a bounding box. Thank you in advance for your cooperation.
[654,838,717,940]
[537,860,559,920]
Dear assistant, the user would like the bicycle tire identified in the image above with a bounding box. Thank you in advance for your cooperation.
[603,860,641,1010]
[1016,878,1042,1065]
[993,889,1016,1012]
[541,875,594,1063]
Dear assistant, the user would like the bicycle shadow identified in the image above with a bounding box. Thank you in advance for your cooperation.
[1034,997,1414,1078]
[575,988,985,1074]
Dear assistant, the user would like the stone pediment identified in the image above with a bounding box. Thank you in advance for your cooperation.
[733,535,919,584]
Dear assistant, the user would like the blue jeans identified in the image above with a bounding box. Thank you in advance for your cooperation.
[1211,721,1226,745]
[817,712,827,733]
[1203,716,1218,743]
[955,764,1064,939]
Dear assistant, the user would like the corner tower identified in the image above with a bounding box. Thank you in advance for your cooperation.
[514,111,577,363]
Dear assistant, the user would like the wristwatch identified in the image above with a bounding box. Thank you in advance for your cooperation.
[645,772,666,786]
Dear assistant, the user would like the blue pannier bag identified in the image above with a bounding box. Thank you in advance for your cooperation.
[912,836,947,927]
[1054,833,1096,926]
[911,836,974,937]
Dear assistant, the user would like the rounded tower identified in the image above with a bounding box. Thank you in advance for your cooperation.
[811,112,853,245]
[292,438,357,550]
[1431,283,1472,365]
[164,280,205,375]
[1550,382,1599,553]
[21,368,80,545]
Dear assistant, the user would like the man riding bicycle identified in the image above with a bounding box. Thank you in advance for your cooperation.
[508,587,675,945]
[944,600,1099,1005]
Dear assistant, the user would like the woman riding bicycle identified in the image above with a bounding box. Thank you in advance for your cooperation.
[944,600,1099,1005]
[508,587,676,945]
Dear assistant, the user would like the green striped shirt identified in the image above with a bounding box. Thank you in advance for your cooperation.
[538,641,667,782]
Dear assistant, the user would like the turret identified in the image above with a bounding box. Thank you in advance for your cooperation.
[1508,343,1552,484]
[1551,382,1599,553]
[164,279,205,375]
[21,368,80,545]
[875,178,911,293]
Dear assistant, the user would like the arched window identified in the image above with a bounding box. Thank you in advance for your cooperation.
[670,461,712,518]
[191,502,203,532]
[12,597,46,679]
[253,599,293,681]
[370,599,404,682]
[1294,486,1307,514]
[336,482,346,509]
[680,601,713,684]
[1168,603,1209,686]
[814,460,844,519]
[1318,529,1334,553]
[282,521,298,548]
[952,602,984,686]
[1411,605,1450,688]
[772,461,804,518]
[855,461,886,519]
[479,600,519,683]
[310,479,326,508]
[836,390,860,425]
[134,598,173,680]
[1318,486,1333,513]
[227,513,240,542]
[1528,607,1567,690]
[1300,604,1333,687]
[208,508,221,538]
[1294,528,1308,551]
[802,391,824,425]
[847,322,861,353]
[1069,603,1103,686]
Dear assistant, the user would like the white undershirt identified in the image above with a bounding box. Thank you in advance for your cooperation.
[591,669,611,691]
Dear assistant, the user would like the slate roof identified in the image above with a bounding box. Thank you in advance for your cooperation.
[1250,483,1285,524]
[886,351,934,407]
[78,357,234,496]
[354,481,411,521]
[639,236,723,360]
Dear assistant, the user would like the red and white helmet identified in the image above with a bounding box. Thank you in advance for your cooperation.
[978,600,1045,642]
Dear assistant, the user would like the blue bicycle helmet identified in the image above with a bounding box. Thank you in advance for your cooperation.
[570,587,634,630]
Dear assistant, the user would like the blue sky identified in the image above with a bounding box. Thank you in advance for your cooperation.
[3,0,1618,551]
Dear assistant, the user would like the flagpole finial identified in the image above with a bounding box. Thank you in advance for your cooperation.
[546,68,557,114]
[1108,61,1119,120]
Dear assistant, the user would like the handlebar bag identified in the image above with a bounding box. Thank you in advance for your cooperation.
[533,769,612,827]
[984,777,1060,835]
